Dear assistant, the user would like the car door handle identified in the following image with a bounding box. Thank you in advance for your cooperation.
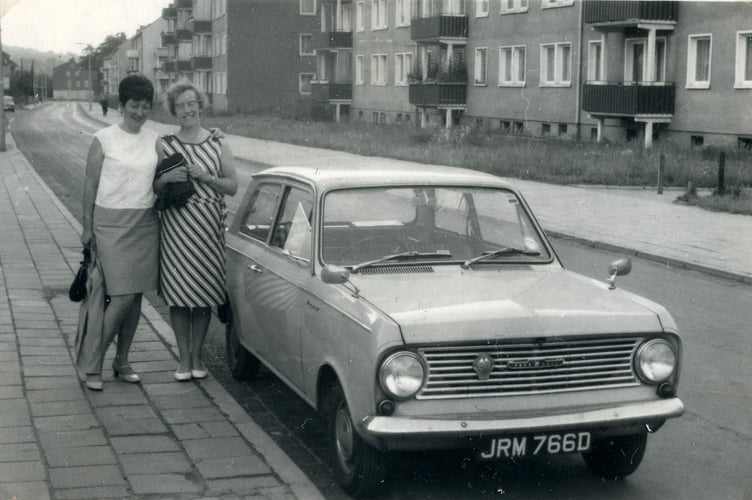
[248,264,263,273]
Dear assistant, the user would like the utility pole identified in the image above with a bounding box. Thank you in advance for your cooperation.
[0,21,7,152]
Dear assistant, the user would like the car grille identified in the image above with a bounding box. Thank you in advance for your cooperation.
[416,337,642,399]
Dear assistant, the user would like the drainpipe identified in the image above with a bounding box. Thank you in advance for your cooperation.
[574,0,584,141]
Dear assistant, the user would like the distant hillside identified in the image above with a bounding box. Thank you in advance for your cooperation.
[4,45,77,76]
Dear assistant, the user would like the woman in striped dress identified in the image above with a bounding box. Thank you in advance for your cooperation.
[154,80,238,381]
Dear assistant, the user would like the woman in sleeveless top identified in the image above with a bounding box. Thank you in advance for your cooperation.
[79,75,161,391]
[154,80,238,381]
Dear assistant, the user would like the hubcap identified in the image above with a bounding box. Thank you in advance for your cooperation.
[335,403,355,469]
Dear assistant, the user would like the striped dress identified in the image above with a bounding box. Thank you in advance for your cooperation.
[159,134,226,308]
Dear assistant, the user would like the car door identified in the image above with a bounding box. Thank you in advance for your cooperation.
[246,183,314,389]
[226,181,283,364]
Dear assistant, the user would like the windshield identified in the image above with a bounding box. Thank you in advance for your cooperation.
[321,186,551,267]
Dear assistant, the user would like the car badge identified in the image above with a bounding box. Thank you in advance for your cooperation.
[507,358,565,370]
[472,354,495,380]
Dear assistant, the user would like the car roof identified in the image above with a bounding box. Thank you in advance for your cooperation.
[253,163,518,191]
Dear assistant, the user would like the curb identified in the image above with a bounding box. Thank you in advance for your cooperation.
[10,126,324,500]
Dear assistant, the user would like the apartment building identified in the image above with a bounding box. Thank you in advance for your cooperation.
[127,18,170,98]
[101,39,131,100]
[52,59,94,100]
[312,0,751,149]
[160,0,318,113]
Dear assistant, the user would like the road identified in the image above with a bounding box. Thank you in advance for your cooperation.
[12,102,752,499]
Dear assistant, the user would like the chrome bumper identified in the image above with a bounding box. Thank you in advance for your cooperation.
[362,398,684,436]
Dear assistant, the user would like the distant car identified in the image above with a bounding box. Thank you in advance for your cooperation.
[224,164,684,497]
[3,96,14,112]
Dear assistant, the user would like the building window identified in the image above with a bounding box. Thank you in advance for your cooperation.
[395,52,413,86]
[558,123,567,136]
[356,1,365,31]
[371,54,387,85]
[355,55,364,85]
[474,47,487,85]
[737,137,752,150]
[300,0,316,15]
[542,123,551,136]
[498,45,525,86]
[396,0,411,26]
[691,135,704,147]
[734,30,752,88]
[476,0,489,17]
[371,0,387,30]
[540,42,571,86]
[687,34,711,89]
[299,73,314,94]
[300,34,314,56]
[588,40,603,81]
[500,0,528,14]
[513,121,523,133]
[541,0,573,8]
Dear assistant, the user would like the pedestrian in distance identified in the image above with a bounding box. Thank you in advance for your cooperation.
[154,79,238,382]
[100,95,109,116]
[78,75,161,391]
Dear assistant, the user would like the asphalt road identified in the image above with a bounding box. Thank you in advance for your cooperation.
[12,102,752,499]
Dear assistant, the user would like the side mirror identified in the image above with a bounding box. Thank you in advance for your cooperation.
[321,264,351,285]
[606,258,632,289]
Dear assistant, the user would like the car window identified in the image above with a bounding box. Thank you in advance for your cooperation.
[239,183,282,242]
[270,186,314,260]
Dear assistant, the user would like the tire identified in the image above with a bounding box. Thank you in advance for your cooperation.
[582,432,648,479]
[225,318,260,380]
[325,383,387,497]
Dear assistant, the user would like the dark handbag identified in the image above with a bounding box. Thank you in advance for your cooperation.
[69,247,91,302]
[155,153,195,210]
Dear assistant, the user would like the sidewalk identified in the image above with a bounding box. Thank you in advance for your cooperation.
[83,103,752,283]
[0,131,323,498]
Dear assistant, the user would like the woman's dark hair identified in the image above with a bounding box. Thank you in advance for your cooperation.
[118,74,154,108]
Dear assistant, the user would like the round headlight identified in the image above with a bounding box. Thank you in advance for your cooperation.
[636,339,676,383]
[379,352,425,399]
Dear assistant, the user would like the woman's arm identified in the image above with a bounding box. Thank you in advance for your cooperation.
[203,140,238,196]
[81,138,104,246]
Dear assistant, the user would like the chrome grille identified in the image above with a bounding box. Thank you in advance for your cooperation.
[417,337,642,399]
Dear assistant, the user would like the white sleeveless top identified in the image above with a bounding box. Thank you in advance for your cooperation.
[94,124,159,209]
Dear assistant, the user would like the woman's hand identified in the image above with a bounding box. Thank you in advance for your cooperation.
[80,228,93,247]
[165,165,189,183]
[186,163,211,183]
[209,127,225,140]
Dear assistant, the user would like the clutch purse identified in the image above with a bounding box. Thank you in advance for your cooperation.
[155,153,195,210]
[69,247,91,302]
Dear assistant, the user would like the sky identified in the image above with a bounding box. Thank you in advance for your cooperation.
[1,0,169,55]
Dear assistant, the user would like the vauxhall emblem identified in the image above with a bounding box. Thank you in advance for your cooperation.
[472,354,495,380]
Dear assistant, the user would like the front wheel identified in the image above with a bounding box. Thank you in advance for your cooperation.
[325,383,387,497]
[582,432,647,479]
[225,319,260,380]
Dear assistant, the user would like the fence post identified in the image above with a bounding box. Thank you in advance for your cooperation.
[718,152,726,195]
[657,154,665,194]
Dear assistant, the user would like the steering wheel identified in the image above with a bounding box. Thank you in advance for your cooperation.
[337,236,407,263]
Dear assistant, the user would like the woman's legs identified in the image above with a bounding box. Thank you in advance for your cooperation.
[115,293,143,365]
[170,306,193,373]
[190,307,211,371]
[100,294,139,372]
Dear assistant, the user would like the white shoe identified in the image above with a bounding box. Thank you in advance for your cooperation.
[174,370,192,382]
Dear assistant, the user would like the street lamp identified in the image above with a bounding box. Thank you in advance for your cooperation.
[76,42,93,111]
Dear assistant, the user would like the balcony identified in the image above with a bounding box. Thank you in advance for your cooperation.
[126,50,138,59]
[411,15,468,41]
[161,32,177,46]
[584,1,678,27]
[311,30,353,50]
[192,56,212,70]
[155,47,168,58]
[176,0,192,8]
[163,61,177,73]
[311,82,352,102]
[409,82,466,107]
[162,7,177,18]
[189,19,212,33]
[582,82,675,116]
[177,60,192,72]
[177,29,192,41]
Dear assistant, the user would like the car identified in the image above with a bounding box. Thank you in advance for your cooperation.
[224,164,684,497]
[3,95,14,112]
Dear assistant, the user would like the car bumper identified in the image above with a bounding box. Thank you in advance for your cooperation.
[361,398,683,440]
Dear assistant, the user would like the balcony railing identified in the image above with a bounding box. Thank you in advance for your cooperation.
[189,19,212,32]
[161,32,177,46]
[192,56,212,70]
[311,82,353,101]
[155,47,168,58]
[176,0,192,8]
[409,82,466,107]
[582,82,675,116]
[584,1,678,25]
[177,60,192,72]
[177,29,192,41]
[311,30,353,50]
[126,50,138,59]
[162,7,177,18]
[163,61,177,72]
[411,15,468,40]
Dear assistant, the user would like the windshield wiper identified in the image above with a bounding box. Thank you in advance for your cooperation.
[461,246,541,269]
[351,250,452,273]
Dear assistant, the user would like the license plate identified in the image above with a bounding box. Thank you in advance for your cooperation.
[477,431,591,460]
